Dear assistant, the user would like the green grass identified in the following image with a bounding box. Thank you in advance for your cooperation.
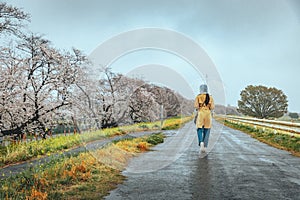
[221,118,300,157]
[146,133,165,145]
[162,116,193,130]
[0,116,192,167]
[0,134,82,167]
[0,133,165,199]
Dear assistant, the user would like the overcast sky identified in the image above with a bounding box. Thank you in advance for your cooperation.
[4,0,300,112]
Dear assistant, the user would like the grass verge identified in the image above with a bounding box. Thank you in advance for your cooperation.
[216,116,300,157]
[0,116,192,167]
[0,133,165,199]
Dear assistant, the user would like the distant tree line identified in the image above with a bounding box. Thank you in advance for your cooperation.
[0,3,193,137]
[288,112,299,119]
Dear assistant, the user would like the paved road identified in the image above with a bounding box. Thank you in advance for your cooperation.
[105,121,300,200]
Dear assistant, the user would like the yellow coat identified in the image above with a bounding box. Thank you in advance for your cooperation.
[194,93,214,128]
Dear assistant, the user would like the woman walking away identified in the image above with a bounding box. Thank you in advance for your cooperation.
[194,84,214,154]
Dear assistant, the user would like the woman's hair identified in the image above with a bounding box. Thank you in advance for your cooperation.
[205,93,210,105]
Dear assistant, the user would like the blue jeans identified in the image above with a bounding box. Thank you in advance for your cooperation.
[197,128,211,147]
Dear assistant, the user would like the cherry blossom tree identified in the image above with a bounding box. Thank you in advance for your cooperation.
[128,86,160,123]
[0,3,194,136]
[92,68,143,128]
[0,2,30,37]
[145,85,182,118]
[0,34,88,136]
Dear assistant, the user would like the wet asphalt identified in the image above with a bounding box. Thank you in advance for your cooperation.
[105,121,300,200]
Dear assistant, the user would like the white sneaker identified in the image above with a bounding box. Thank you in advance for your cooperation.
[200,142,205,153]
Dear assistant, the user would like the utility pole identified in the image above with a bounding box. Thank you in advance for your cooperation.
[160,104,164,129]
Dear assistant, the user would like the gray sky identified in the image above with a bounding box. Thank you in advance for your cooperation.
[4,0,300,112]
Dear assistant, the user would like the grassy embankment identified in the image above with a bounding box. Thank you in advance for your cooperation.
[0,133,164,199]
[0,116,192,168]
[215,116,300,157]
[0,116,192,199]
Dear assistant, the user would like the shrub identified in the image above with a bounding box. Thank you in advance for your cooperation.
[146,133,164,145]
